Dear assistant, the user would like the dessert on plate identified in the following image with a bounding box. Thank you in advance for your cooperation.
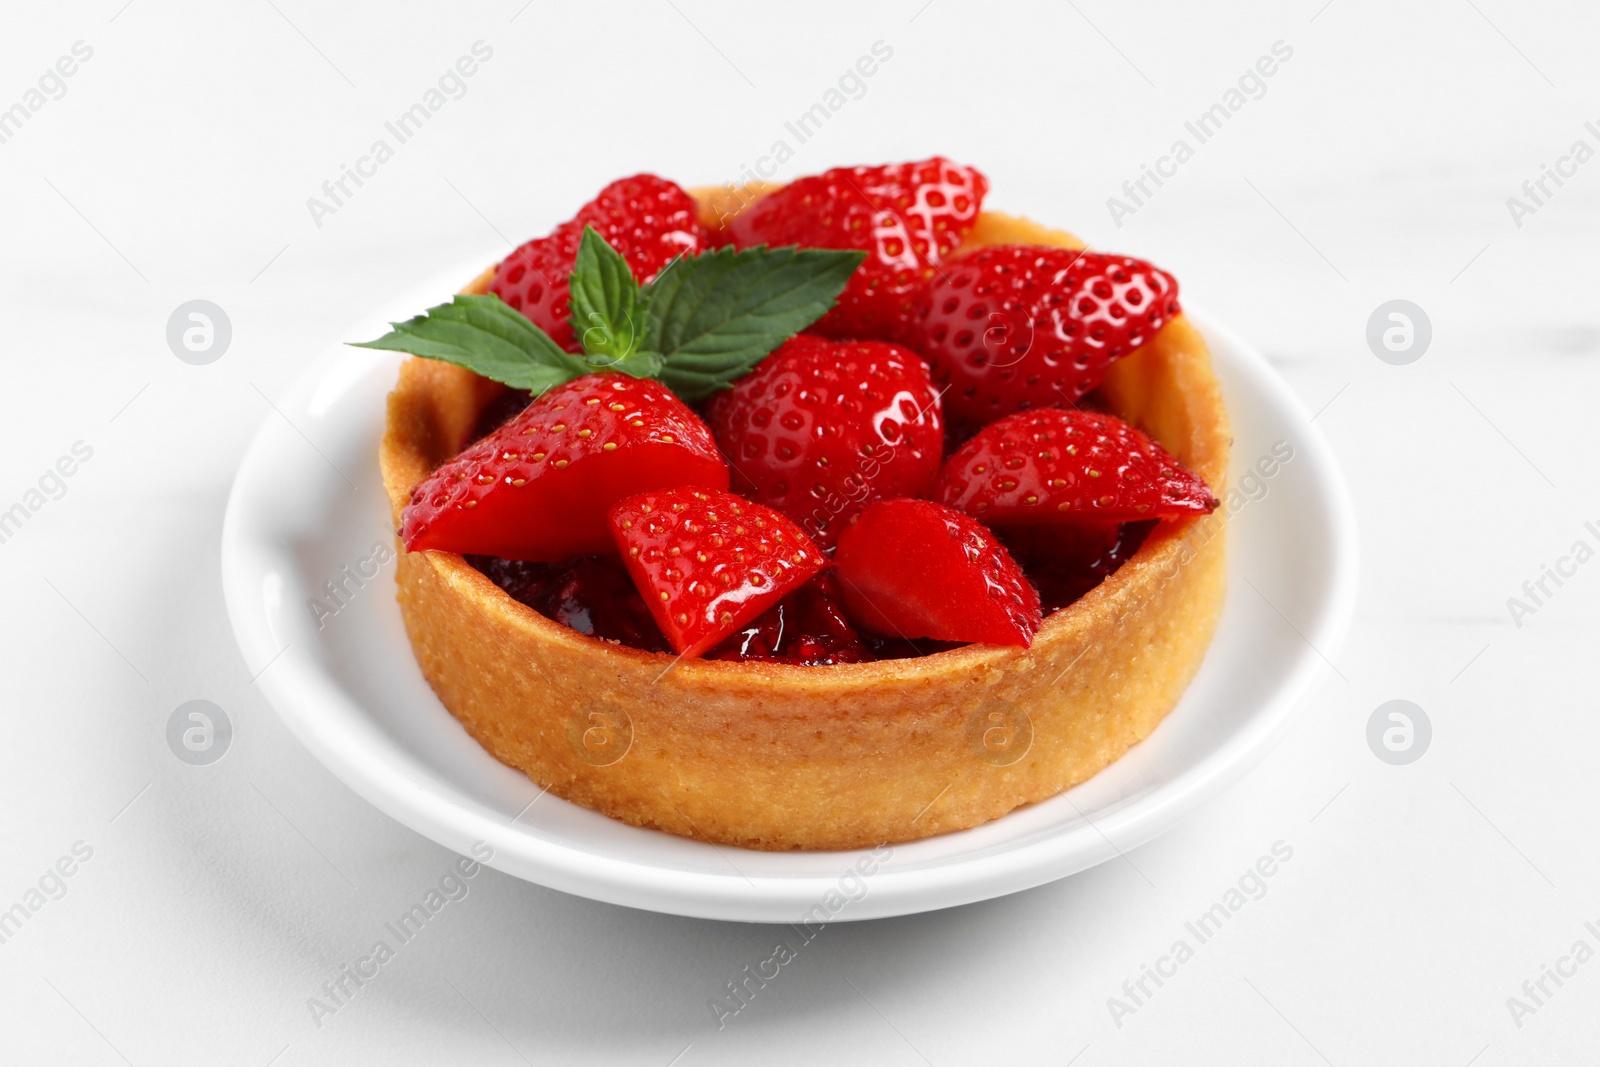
[367,160,1230,851]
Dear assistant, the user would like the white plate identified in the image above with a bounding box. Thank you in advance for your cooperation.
[222,260,1358,923]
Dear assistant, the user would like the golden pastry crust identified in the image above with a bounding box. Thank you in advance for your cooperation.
[379,194,1230,851]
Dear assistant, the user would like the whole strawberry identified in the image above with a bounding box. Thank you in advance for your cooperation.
[401,374,728,560]
[909,246,1180,426]
[706,335,944,549]
[935,408,1217,525]
[608,488,825,657]
[729,157,988,342]
[833,499,1040,648]
[490,175,709,351]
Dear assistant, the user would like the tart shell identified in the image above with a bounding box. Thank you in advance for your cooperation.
[379,193,1230,851]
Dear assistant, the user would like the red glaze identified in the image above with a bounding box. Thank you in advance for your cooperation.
[706,335,944,549]
[708,573,871,664]
[833,498,1040,647]
[469,554,670,652]
[401,374,728,560]
[729,157,988,342]
[608,488,826,657]
[935,409,1217,525]
[1000,521,1152,615]
[910,246,1179,425]
[490,175,709,351]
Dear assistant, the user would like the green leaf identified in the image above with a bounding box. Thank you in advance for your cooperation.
[568,225,644,363]
[642,245,866,401]
[592,348,664,379]
[350,294,588,395]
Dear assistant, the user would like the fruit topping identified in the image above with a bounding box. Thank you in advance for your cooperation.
[489,175,710,351]
[910,246,1179,425]
[833,498,1041,648]
[730,157,988,342]
[706,335,944,548]
[609,488,826,657]
[935,409,1217,524]
[400,374,728,560]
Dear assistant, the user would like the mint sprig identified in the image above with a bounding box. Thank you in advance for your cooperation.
[351,225,863,403]
[569,225,647,365]
[351,293,589,393]
[645,244,864,401]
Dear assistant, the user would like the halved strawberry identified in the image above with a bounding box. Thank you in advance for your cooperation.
[608,488,826,657]
[729,157,988,342]
[705,335,944,549]
[400,374,728,560]
[935,409,1217,524]
[490,175,709,351]
[909,246,1180,426]
[833,499,1040,648]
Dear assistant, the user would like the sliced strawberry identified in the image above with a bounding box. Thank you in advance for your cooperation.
[608,488,826,657]
[708,572,871,665]
[909,246,1180,426]
[705,335,944,549]
[935,409,1217,524]
[490,175,709,351]
[729,158,988,342]
[401,374,728,560]
[833,499,1040,648]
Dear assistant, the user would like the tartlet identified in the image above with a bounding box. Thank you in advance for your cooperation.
[379,190,1230,851]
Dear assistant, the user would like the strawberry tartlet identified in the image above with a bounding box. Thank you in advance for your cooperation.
[370,161,1229,850]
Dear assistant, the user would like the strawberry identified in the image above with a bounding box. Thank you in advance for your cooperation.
[608,488,826,657]
[909,246,1180,426]
[833,499,1040,648]
[706,335,944,549]
[935,409,1217,525]
[400,374,728,560]
[729,157,988,342]
[489,174,710,351]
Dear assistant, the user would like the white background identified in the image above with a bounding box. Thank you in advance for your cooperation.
[2,1,1598,1063]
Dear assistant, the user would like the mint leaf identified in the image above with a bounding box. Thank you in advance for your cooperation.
[568,225,645,363]
[643,245,865,401]
[351,294,588,395]
[592,347,664,379]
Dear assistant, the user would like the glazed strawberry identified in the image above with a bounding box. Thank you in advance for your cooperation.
[833,499,1040,647]
[910,246,1180,425]
[935,409,1217,525]
[490,175,709,351]
[706,335,944,548]
[609,488,826,657]
[401,374,728,560]
[729,157,987,341]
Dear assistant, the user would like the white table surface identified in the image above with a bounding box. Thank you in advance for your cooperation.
[3,1,1597,1063]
